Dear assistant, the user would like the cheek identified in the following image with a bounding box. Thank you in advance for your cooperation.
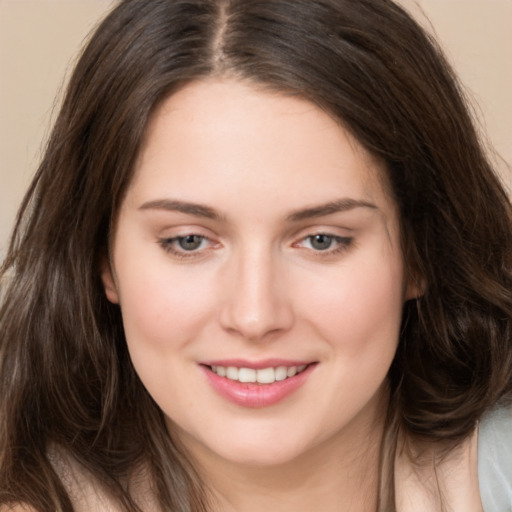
[300,248,405,356]
[295,250,404,427]
[115,260,216,353]
[113,262,218,415]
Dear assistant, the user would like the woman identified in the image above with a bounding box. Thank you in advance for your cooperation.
[1,0,511,510]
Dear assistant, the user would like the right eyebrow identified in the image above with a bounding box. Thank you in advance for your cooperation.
[138,199,225,221]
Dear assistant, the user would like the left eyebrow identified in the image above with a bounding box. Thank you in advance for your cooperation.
[286,198,377,222]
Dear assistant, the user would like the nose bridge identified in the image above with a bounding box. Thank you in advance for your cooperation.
[219,240,293,340]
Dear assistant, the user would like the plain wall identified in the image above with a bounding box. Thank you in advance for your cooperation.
[1,0,511,257]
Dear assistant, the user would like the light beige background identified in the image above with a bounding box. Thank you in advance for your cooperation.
[1,0,511,258]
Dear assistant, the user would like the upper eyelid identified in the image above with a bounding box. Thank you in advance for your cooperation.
[156,224,218,240]
[291,225,353,241]
[290,220,355,233]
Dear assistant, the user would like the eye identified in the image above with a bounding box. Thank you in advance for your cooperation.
[293,233,353,255]
[159,233,216,258]
[176,234,205,251]
[308,234,336,251]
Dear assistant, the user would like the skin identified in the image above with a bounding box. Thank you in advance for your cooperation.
[102,78,420,511]
[395,429,483,512]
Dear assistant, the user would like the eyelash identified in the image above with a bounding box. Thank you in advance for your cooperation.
[158,234,215,259]
[293,234,353,256]
[158,233,353,260]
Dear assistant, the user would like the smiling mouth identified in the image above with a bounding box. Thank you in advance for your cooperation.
[207,364,309,384]
[202,362,317,407]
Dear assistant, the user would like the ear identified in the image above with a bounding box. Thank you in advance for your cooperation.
[100,255,120,304]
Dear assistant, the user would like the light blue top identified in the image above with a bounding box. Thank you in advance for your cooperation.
[478,405,512,512]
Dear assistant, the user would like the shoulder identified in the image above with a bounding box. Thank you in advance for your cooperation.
[478,404,512,512]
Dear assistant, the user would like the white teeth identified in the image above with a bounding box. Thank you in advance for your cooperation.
[238,368,256,383]
[256,367,275,384]
[275,366,288,381]
[211,364,308,384]
[286,366,297,378]
[226,366,238,380]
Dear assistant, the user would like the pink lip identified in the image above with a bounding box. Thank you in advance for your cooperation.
[201,362,317,408]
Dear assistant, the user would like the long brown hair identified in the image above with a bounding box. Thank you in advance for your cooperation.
[1,0,511,510]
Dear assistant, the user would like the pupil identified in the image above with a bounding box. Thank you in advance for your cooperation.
[179,235,202,251]
[311,234,332,250]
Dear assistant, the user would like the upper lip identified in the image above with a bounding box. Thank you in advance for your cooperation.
[201,358,315,370]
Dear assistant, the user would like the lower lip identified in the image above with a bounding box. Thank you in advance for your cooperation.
[201,364,316,408]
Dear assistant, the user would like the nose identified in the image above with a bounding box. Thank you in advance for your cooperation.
[218,245,294,341]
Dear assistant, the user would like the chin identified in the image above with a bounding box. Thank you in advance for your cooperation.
[216,442,309,468]
[172,419,311,469]
[200,424,325,468]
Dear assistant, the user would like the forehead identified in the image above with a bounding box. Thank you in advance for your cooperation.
[128,78,393,216]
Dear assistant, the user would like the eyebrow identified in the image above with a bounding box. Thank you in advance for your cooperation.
[138,197,377,222]
[286,198,377,222]
[139,199,224,220]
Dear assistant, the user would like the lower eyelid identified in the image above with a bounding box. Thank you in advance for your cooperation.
[315,238,353,255]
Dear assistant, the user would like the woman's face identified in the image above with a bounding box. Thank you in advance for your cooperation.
[102,79,417,467]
